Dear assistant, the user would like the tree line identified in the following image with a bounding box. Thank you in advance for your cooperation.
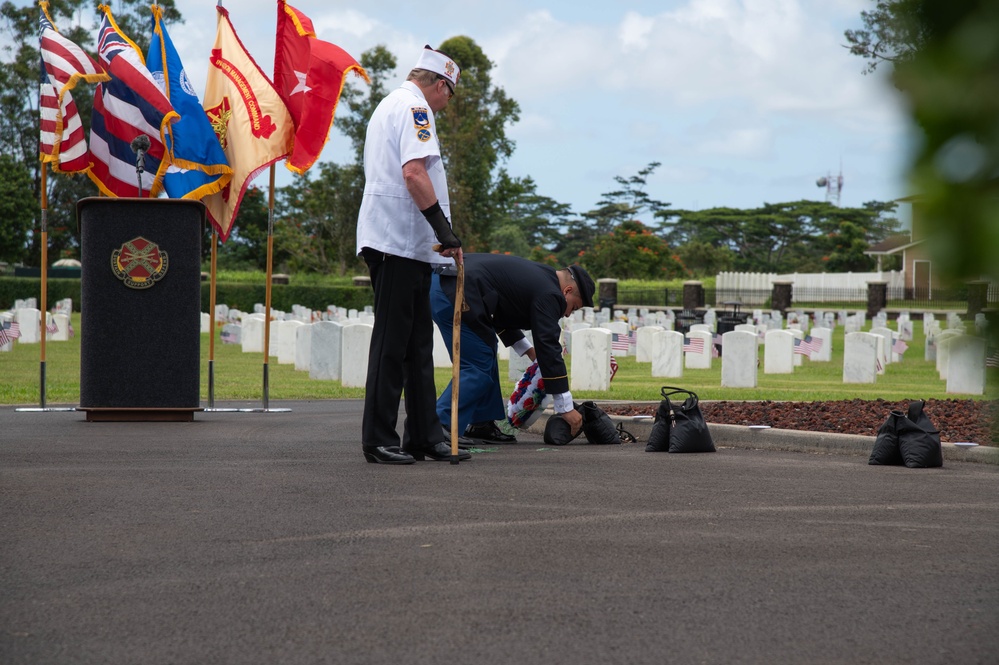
[1,0,904,281]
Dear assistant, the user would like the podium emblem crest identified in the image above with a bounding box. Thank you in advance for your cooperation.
[111,237,168,289]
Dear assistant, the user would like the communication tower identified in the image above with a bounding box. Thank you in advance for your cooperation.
[816,167,844,206]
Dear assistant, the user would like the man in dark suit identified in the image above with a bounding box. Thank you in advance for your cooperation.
[431,253,595,443]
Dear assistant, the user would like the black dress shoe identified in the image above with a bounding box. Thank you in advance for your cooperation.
[465,421,517,444]
[363,445,416,464]
[441,425,474,447]
[405,442,472,462]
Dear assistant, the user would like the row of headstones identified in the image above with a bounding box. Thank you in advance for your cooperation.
[203,304,377,387]
[1,299,75,351]
[202,302,987,396]
[562,321,987,395]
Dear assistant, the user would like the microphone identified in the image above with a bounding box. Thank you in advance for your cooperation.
[130,134,151,196]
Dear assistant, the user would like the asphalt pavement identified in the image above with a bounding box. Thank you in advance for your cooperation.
[2,400,997,665]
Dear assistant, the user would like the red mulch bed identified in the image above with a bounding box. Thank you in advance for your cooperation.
[601,399,997,445]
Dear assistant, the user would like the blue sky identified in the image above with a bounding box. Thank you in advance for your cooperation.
[24,0,913,222]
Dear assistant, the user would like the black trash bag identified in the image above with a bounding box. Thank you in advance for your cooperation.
[580,401,620,444]
[899,400,942,468]
[543,402,582,446]
[868,410,905,465]
[645,387,716,453]
[645,397,672,452]
[868,400,942,468]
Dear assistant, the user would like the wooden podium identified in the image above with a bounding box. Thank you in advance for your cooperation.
[77,198,205,422]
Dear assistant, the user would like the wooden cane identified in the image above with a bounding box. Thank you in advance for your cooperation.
[449,261,464,464]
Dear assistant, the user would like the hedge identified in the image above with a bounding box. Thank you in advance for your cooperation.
[0,277,373,313]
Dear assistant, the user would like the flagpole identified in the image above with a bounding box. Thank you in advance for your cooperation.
[245,165,288,413]
[39,164,48,407]
[262,165,275,410]
[17,161,74,413]
[208,230,218,408]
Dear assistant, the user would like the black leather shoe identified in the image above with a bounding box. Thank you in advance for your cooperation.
[465,421,517,444]
[405,442,472,462]
[363,446,416,464]
[441,425,474,447]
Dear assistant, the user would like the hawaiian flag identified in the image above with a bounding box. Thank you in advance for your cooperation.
[38,2,108,173]
[147,4,232,200]
[682,335,704,354]
[274,0,368,174]
[793,335,823,356]
[202,5,293,241]
[88,5,178,197]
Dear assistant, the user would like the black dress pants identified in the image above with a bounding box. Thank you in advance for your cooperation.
[360,248,443,448]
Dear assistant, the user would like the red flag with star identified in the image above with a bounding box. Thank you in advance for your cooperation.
[274,0,369,175]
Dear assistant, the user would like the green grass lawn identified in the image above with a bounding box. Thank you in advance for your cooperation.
[1,312,995,405]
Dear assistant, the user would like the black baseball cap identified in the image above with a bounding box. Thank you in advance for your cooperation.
[567,264,595,308]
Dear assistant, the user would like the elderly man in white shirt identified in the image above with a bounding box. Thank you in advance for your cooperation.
[355,45,467,465]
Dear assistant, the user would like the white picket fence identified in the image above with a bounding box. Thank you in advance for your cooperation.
[716,271,906,304]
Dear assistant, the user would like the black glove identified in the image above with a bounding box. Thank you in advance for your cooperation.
[420,201,461,249]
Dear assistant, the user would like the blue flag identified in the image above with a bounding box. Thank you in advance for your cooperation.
[147,5,231,199]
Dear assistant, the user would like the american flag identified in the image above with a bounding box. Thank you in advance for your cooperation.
[220,328,238,344]
[38,5,108,172]
[986,348,999,369]
[712,333,722,358]
[609,354,619,381]
[0,321,20,346]
[793,335,823,355]
[87,6,177,197]
[46,318,58,334]
[682,336,704,354]
[611,332,634,353]
[891,338,908,356]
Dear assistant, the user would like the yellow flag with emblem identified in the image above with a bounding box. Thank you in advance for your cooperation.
[202,5,293,242]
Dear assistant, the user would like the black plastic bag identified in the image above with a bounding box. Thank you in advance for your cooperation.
[868,400,942,468]
[645,387,716,453]
[580,401,621,444]
[544,402,582,446]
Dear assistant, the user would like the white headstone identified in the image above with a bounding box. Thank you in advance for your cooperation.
[870,327,895,366]
[508,331,534,381]
[790,328,804,367]
[294,323,313,371]
[310,321,344,381]
[14,308,40,343]
[634,325,664,363]
[276,320,304,364]
[721,331,758,388]
[432,325,452,368]
[242,315,265,353]
[570,327,611,392]
[340,323,373,388]
[946,336,986,395]
[684,330,713,370]
[843,332,879,383]
[809,327,833,362]
[651,330,683,379]
[47,312,71,341]
[763,329,794,374]
[934,330,963,380]
[201,312,212,334]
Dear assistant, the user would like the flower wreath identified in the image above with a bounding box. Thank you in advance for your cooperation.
[507,361,547,430]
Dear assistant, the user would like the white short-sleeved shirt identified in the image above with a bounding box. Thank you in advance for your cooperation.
[356,81,453,266]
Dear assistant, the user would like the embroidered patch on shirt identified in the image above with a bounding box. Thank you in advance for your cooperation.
[416,128,432,142]
[412,107,429,128]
